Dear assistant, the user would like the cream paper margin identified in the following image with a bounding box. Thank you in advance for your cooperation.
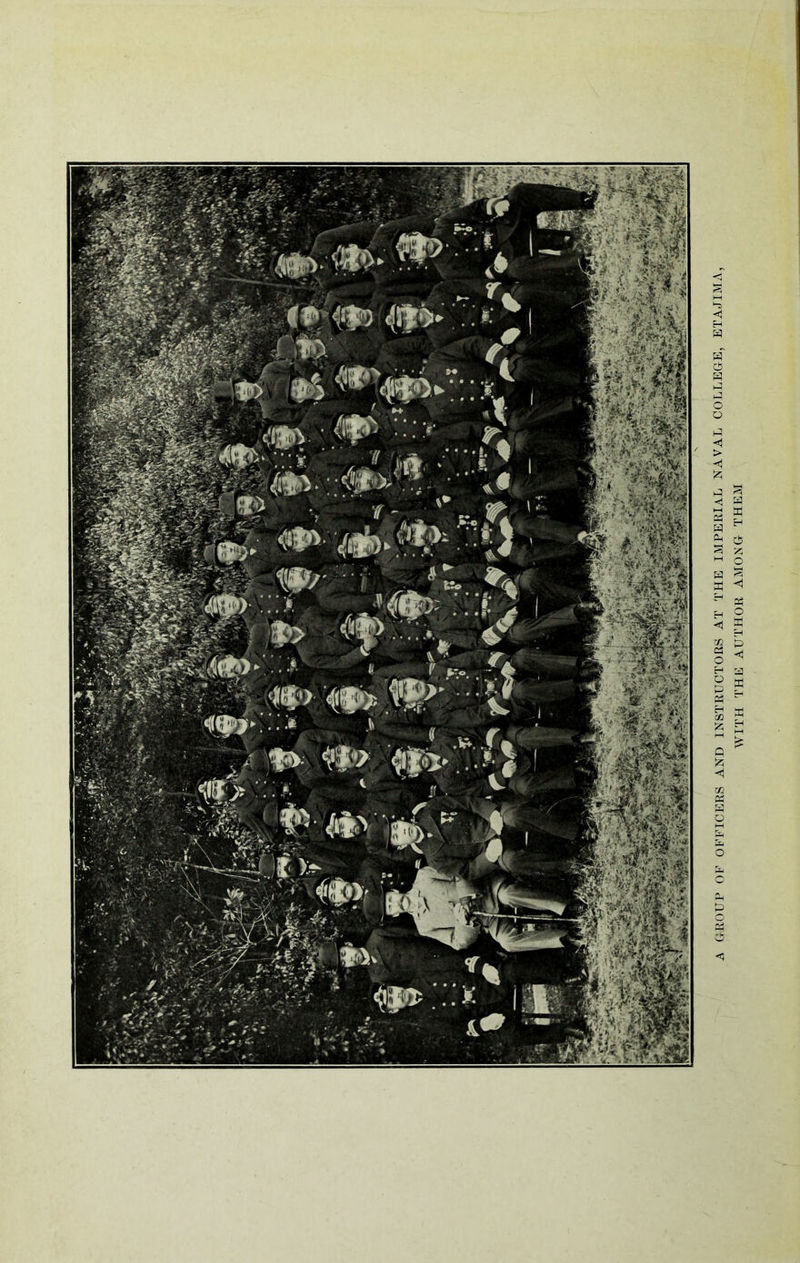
[1,3,798,1260]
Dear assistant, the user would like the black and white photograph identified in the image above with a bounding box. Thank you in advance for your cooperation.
[70,162,690,1066]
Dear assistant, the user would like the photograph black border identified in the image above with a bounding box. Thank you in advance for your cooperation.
[68,160,693,1069]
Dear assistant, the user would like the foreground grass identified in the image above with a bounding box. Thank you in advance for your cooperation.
[474,165,690,1064]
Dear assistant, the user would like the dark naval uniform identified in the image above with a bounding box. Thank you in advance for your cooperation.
[370,400,436,447]
[421,421,514,502]
[241,576,294,629]
[424,563,520,650]
[425,729,515,797]
[421,279,521,347]
[230,749,276,845]
[272,679,369,739]
[297,562,384,616]
[369,650,519,732]
[386,960,572,1043]
[409,793,499,876]
[367,214,440,294]
[307,220,379,298]
[240,623,280,696]
[238,696,298,753]
[360,927,462,984]
[325,326,387,367]
[295,606,374,675]
[413,336,507,426]
[430,182,586,281]
[289,728,368,797]
[238,526,312,578]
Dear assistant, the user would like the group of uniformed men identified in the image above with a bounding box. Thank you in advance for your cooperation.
[194,180,603,1047]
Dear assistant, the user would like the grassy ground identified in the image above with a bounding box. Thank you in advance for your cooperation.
[473,165,690,1064]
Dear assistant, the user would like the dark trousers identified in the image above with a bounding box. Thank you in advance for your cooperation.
[507,397,585,435]
[509,426,581,464]
[509,762,577,798]
[502,799,578,843]
[507,181,590,216]
[505,353,582,395]
[510,647,579,679]
[517,568,583,610]
[509,507,580,544]
[506,605,580,644]
[511,677,576,706]
[509,461,578,500]
[507,723,578,750]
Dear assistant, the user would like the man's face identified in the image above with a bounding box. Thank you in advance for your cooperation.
[279,806,306,832]
[347,467,381,495]
[392,747,430,778]
[233,381,259,403]
[343,614,379,642]
[396,231,437,263]
[397,453,424,481]
[279,566,315,593]
[342,532,379,560]
[389,303,433,333]
[278,253,315,280]
[388,303,422,334]
[266,425,300,451]
[337,365,376,392]
[204,778,230,805]
[297,305,321,329]
[323,877,360,907]
[295,335,325,361]
[393,590,431,620]
[289,377,323,405]
[406,521,438,549]
[389,820,424,849]
[221,442,256,469]
[339,945,365,968]
[395,677,429,706]
[215,540,247,565]
[275,855,302,880]
[385,375,426,404]
[339,413,375,442]
[279,526,315,552]
[272,471,304,497]
[327,745,363,773]
[214,654,245,679]
[271,684,311,710]
[211,714,239,738]
[327,812,365,840]
[267,748,294,774]
[269,620,301,648]
[236,494,263,517]
[328,685,369,715]
[333,244,371,273]
[384,892,412,919]
[335,304,373,331]
[208,593,246,619]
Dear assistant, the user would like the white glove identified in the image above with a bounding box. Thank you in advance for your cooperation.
[484,837,503,864]
[492,251,509,274]
[481,964,502,986]
[480,1012,506,1032]
[501,292,522,313]
[499,356,516,384]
